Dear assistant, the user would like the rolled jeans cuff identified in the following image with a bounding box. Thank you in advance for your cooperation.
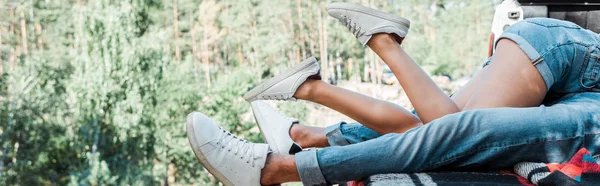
[325,122,351,146]
[295,148,329,186]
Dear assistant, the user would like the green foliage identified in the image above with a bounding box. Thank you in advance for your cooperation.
[0,0,495,185]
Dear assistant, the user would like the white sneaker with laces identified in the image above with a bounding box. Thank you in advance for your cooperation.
[251,101,302,155]
[186,112,269,186]
[243,57,321,102]
[327,2,411,45]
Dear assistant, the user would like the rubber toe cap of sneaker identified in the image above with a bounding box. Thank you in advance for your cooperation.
[186,112,219,148]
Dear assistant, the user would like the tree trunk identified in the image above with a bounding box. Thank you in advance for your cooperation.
[172,0,180,61]
[286,48,294,67]
[317,5,329,82]
[9,48,16,69]
[236,45,245,64]
[307,0,315,56]
[201,48,211,87]
[35,23,43,52]
[287,3,295,48]
[296,0,306,60]
[322,4,329,82]
[0,25,3,49]
[201,12,211,87]
[189,14,200,79]
[189,15,198,63]
[363,57,369,82]
[20,11,28,55]
[347,58,353,78]
[0,27,3,74]
[318,5,324,69]
[9,5,15,34]
[250,20,258,66]
[336,55,342,81]
[374,51,382,85]
[295,47,301,65]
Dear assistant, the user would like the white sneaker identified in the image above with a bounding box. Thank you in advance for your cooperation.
[250,101,302,155]
[243,57,321,102]
[186,112,269,186]
[327,2,411,45]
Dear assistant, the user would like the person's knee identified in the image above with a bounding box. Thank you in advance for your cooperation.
[370,102,422,133]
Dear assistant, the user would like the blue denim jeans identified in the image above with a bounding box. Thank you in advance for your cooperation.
[295,18,600,185]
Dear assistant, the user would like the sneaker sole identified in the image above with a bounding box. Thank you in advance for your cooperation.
[327,2,411,30]
[186,113,235,186]
[243,56,318,102]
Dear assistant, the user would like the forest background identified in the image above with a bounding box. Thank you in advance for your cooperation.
[0,0,498,185]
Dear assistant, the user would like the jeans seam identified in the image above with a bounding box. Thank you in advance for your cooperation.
[581,46,600,90]
[537,46,563,85]
[537,43,596,90]
[525,19,581,29]
[537,42,591,62]
[580,46,599,89]
[424,135,583,170]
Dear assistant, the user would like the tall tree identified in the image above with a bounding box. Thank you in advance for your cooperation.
[19,11,27,55]
[196,0,225,87]
[173,0,180,61]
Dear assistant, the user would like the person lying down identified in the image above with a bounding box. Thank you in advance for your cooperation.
[185,2,600,186]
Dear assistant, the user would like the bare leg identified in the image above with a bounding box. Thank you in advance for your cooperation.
[463,39,546,110]
[289,35,540,139]
[365,35,545,115]
[289,124,329,148]
[288,30,493,129]
[295,79,421,134]
[289,33,477,134]
[368,34,460,123]
[450,70,484,110]
[289,39,547,150]
[260,154,300,185]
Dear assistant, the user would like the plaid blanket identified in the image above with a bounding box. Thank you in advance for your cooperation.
[345,171,532,186]
[514,148,600,185]
[345,148,600,186]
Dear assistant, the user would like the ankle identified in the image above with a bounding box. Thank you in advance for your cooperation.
[260,154,279,185]
[290,124,307,147]
[290,124,327,148]
[293,79,319,100]
[260,154,298,185]
[368,33,399,48]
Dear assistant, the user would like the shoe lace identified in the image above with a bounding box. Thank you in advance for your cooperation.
[342,15,366,38]
[215,127,257,167]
